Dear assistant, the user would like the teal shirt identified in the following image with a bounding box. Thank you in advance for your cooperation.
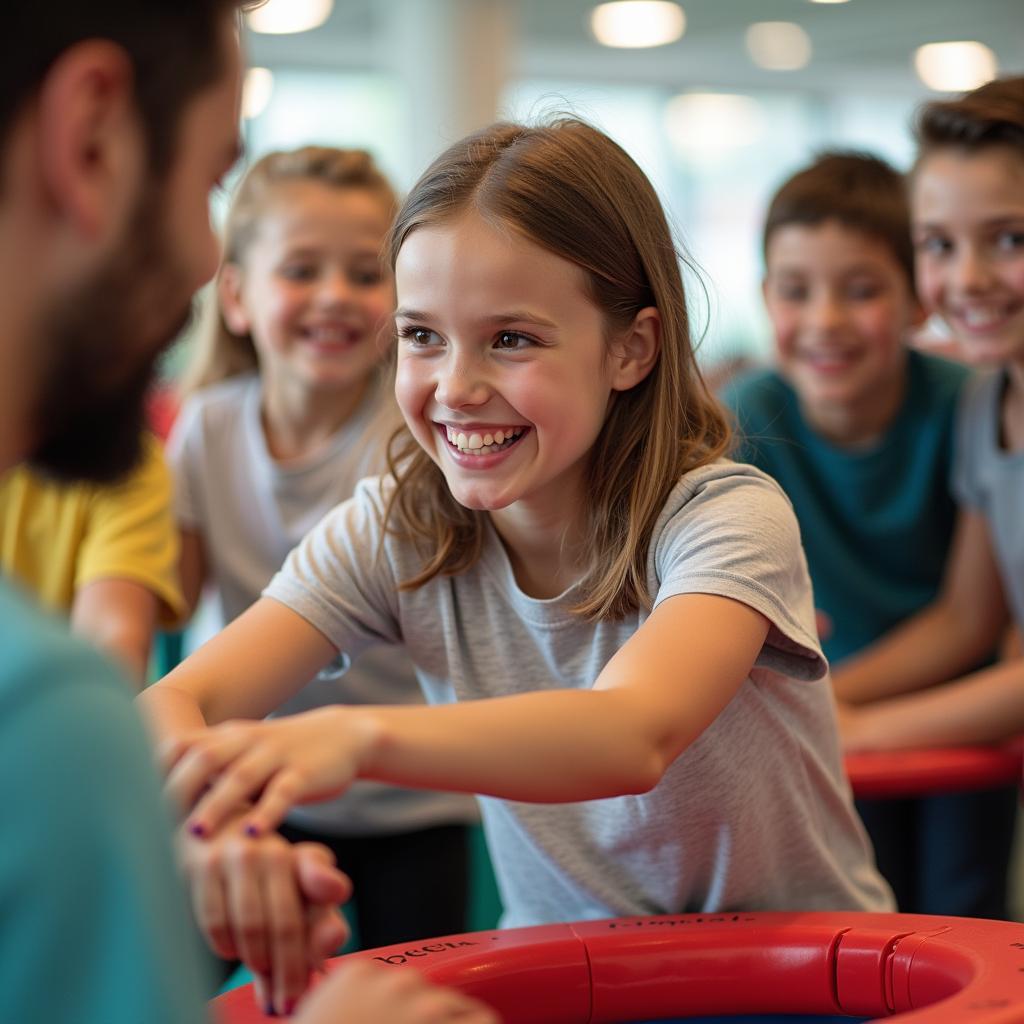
[0,579,210,1023]
[722,350,969,664]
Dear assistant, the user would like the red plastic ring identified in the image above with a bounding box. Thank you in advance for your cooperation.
[211,911,1024,1023]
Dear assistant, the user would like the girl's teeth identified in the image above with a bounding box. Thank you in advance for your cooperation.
[484,434,493,446]
[444,425,523,454]
[468,433,483,450]
[494,430,504,444]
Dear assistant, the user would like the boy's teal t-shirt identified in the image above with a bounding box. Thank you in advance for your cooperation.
[722,349,969,664]
[0,578,210,1023]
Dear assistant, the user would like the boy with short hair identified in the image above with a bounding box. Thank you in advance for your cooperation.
[722,151,1015,919]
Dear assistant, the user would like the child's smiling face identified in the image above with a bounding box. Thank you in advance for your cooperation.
[913,146,1024,368]
[393,210,624,516]
[763,219,921,419]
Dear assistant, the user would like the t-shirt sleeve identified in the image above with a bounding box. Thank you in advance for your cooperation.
[165,394,204,529]
[653,467,826,681]
[77,434,186,627]
[0,651,210,1023]
[263,476,403,661]
[951,372,990,510]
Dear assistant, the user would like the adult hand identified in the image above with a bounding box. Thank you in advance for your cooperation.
[178,813,351,1016]
[296,960,501,1024]
[164,706,372,839]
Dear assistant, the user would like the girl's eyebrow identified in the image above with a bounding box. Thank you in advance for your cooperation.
[392,308,559,328]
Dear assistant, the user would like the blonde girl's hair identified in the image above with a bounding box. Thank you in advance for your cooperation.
[180,146,398,397]
[383,118,731,621]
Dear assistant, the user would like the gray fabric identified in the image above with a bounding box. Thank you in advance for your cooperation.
[265,460,893,925]
[952,370,1024,630]
[167,374,475,835]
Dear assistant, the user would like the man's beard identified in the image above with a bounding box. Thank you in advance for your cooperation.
[28,183,195,484]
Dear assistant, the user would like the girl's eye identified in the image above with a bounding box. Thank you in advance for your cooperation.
[915,235,952,257]
[774,284,807,303]
[351,267,385,287]
[494,331,535,351]
[398,326,442,347]
[279,264,318,282]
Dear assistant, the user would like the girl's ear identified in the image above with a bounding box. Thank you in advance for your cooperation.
[218,263,250,336]
[610,306,661,392]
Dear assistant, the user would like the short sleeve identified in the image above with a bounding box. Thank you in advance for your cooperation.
[77,434,185,626]
[165,394,204,528]
[264,476,403,659]
[0,649,210,1023]
[652,466,826,681]
[951,372,992,510]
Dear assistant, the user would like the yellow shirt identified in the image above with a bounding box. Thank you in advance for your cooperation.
[0,436,185,626]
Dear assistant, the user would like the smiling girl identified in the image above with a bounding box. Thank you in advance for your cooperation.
[165,146,475,953]
[142,120,892,927]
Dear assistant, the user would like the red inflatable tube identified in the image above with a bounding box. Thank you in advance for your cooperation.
[211,911,1024,1023]
[845,743,1024,800]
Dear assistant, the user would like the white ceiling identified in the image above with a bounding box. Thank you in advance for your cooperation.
[245,0,1024,96]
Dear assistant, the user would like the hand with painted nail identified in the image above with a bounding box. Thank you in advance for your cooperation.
[177,811,352,1017]
[296,960,501,1024]
[164,706,372,839]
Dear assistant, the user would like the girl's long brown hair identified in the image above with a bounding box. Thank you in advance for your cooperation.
[383,118,731,621]
[181,146,397,398]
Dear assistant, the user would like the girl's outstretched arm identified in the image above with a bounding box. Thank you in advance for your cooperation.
[137,597,339,752]
[169,593,769,838]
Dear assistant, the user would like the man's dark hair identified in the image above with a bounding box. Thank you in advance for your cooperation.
[2,1,255,175]
[763,150,915,290]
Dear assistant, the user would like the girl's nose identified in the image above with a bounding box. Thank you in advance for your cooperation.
[434,353,490,409]
[316,269,355,307]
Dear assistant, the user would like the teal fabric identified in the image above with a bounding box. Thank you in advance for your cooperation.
[0,578,211,1023]
[722,350,969,664]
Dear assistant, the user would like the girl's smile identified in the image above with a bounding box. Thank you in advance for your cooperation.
[394,210,620,518]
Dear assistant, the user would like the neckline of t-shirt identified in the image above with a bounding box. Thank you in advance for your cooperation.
[476,519,585,629]
[244,379,374,478]
[988,370,1024,462]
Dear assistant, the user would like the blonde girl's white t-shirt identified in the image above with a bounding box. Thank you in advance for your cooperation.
[264,460,894,925]
[167,373,476,835]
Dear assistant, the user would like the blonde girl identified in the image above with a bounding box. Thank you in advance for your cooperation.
[836,77,1024,751]
[165,146,475,954]
[145,120,892,928]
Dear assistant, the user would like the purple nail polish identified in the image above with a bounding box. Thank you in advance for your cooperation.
[245,823,261,838]
[189,822,205,837]
[263,1003,277,1017]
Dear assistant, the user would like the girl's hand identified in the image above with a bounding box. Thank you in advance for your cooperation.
[297,961,501,1024]
[164,707,377,838]
[179,813,351,1016]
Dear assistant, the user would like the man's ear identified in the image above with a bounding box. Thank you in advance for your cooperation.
[218,263,251,336]
[610,306,661,391]
[35,40,139,240]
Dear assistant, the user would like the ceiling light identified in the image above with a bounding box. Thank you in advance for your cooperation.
[242,68,274,120]
[914,41,997,92]
[746,22,812,71]
[247,0,333,35]
[665,93,764,162]
[807,0,850,4]
[590,1,686,49]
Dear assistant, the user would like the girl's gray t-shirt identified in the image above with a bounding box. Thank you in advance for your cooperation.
[952,370,1024,629]
[264,459,893,925]
[168,374,475,835]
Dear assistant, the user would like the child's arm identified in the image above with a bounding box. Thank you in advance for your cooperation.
[839,654,1024,751]
[159,592,769,838]
[137,596,339,748]
[176,526,208,620]
[71,578,158,687]
[831,509,1009,704]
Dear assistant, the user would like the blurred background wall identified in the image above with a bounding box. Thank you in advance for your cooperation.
[171,0,1024,373]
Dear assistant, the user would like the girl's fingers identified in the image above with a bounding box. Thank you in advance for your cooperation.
[187,748,279,837]
[242,769,306,838]
[261,844,311,1016]
[225,837,271,977]
[188,848,237,961]
[166,729,252,819]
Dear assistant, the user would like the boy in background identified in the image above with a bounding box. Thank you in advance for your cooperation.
[723,151,1015,919]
